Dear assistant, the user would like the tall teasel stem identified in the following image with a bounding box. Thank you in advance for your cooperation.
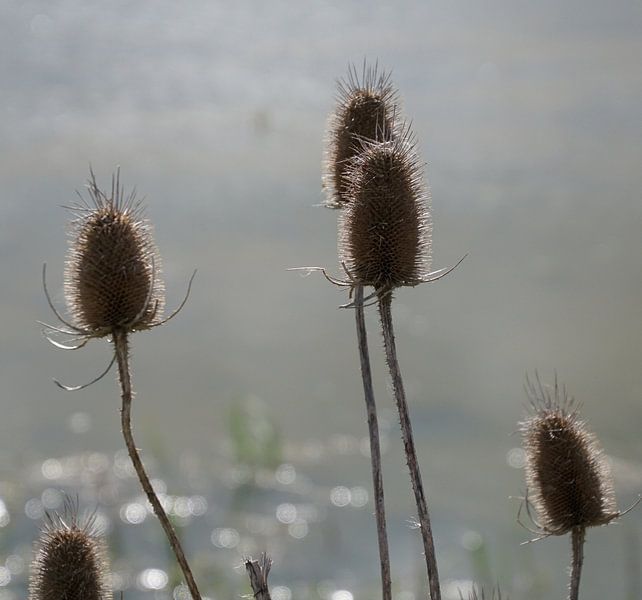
[378,292,441,600]
[354,284,392,600]
[114,329,202,600]
[322,62,397,600]
[569,526,585,600]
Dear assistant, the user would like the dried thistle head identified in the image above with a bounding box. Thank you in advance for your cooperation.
[29,501,112,600]
[64,169,165,335]
[338,126,431,291]
[323,62,398,208]
[520,374,618,536]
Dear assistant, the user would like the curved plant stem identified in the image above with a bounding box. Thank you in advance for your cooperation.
[354,285,392,600]
[569,526,585,600]
[113,330,202,600]
[377,293,441,600]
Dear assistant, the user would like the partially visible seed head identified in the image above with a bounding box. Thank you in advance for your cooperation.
[29,501,112,600]
[64,170,164,334]
[323,62,398,208]
[520,375,618,535]
[338,127,431,290]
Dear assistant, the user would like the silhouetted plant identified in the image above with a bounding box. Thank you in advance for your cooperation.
[29,500,111,600]
[519,373,634,600]
[41,168,200,600]
[323,61,398,209]
[320,61,401,600]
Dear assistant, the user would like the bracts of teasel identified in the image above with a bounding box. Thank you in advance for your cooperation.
[29,503,111,600]
[58,170,202,600]
[323,62,398,208]
[339,129,441,600]
[520,375,619,600]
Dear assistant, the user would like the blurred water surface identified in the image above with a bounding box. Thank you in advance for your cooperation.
[1,1,642,598]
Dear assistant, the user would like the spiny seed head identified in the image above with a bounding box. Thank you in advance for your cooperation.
[338,126,431,290]
[29,502,112,600]
[64,170,164,334]
[323,62,398,208]
[520,375,618,535]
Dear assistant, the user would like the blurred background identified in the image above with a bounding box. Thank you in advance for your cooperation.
[1,0,642,598]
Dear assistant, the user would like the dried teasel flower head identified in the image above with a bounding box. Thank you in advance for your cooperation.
[520,374,618,537]
[29,499,112,600]
[64,169,165,335]
[323,61,399,208]
[338,125,431,291]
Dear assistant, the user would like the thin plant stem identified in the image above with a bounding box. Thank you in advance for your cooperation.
[569,526,585,600]
[377,292,441,600]
[113,330,202,600]
[354,285,392,600]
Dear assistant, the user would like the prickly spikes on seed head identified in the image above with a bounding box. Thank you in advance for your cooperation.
[520,375,618,536]
[339,125,431,291]
[323,61,399,208]
[64,169,165,335]
[29,500,112,600]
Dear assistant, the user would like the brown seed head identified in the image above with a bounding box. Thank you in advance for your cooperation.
[338,127,431,290]
[64,170,164,334]
[520,375,618,535]
[29,502,112,600]
[323,62,398,208]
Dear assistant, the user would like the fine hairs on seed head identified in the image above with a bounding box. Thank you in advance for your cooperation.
[323,61,399,208]
[64,168,165,336]
[29,498,112,600]
[339,124,431,291]
[520,374,618,536]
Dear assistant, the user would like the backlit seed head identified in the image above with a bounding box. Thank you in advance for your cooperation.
[520,375,618,535]
[29,502,112,600]
[64,170,164,334]
[339,127,431,290]
[323,62,398,208]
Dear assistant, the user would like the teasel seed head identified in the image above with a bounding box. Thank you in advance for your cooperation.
[338,125,431,291]
[520,374,618,536]
[64,169,165,335]
[323,61,399,208]
[29,501,112,600]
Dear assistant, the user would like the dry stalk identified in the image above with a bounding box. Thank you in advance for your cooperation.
[354,284,392,600]
[245,554,273,600]
[378,292,440,600]
[114,330,202,600]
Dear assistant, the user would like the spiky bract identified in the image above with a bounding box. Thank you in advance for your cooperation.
[64,171,164,335]
[339,128,431,290]
[520,376,618,536]
[29,505,111,600]
[323,62,398,208]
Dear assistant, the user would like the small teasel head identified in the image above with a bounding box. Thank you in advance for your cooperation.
[29,500,112,600]
[338,125,431,291]
[64,169,165,335]
[520,374,618,536]
[323,61,399,208]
